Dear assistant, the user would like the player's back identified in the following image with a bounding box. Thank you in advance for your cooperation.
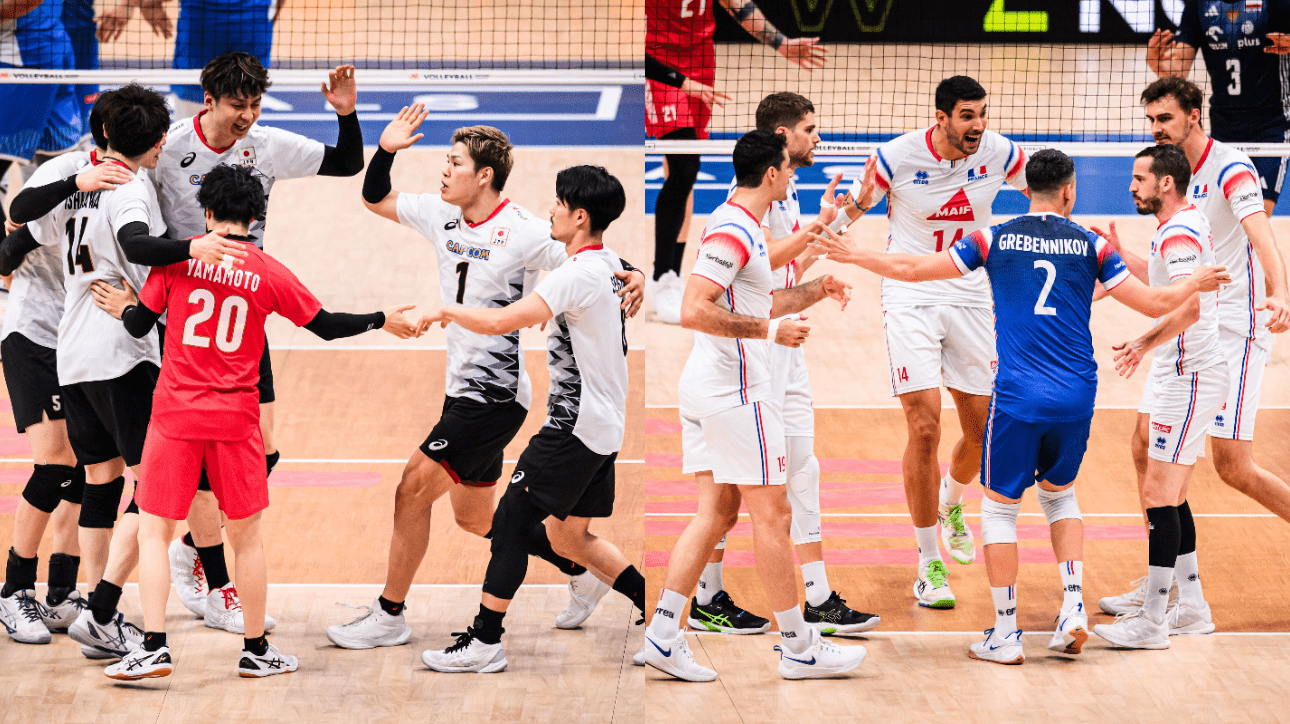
[951,213,1129,421]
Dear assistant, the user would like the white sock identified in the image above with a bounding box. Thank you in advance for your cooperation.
[940,473,971,508]
[1143,565,1173,624]
[773,607,812,654]
[648,588,687,640]
[915,525,941,564]
[991,585,1017,634]
[1174,552,1204,606]
[696,562,723,606]
[1058,560,1083,612]
[800,561,830,607]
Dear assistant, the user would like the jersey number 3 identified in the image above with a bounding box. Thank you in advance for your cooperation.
[183,288,249,352]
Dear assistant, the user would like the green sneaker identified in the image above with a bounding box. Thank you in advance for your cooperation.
[913,559,956,609]
[939,501,976,565]
[687,591,770,634]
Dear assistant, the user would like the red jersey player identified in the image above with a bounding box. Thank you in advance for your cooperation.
[92,165,419,680]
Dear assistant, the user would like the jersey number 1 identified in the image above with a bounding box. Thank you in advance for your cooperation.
[183,289,249,352]
[65,217,94,274]
[932,228,963,252]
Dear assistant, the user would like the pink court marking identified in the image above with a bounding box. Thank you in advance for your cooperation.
[645,418,682,435]
[0,399,12,414]
[644,520,1145,541]
[644,547,1061,568]
[644,454,950,476]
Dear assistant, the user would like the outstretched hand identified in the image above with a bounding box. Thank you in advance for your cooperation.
[1112,339,1147,378]
[778,37,828,71]
[382,304,420,338]
[807,226,860,265]
[817,274,852,311]
[380,104,430,153]
[322,65,358,115]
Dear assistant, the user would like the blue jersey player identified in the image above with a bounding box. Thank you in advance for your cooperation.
[1148,0,1290,214]
[811,149,1230,666]
[0,0,83,165]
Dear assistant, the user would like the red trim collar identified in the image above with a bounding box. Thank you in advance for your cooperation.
[1157,204,1198,229]
[925,126,943,162]
[465,198,509,228]
[193,110,234,154]
[726,200,760,223]
[574,244,604,254]
[90,149,99,165]
[1192,137,1213,174]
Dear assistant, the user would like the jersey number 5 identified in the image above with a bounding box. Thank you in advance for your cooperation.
[65,217,94,274]
[183,289,249,352]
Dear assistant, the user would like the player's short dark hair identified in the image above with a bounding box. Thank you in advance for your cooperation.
[1026,149,1075,196]
[733,129,788,188]
[755,92,815,134]
[556,165,626,234]
[1140,76,1204,119]
[935,76,987,116]
[1135,144,1191,195]
[451,125,513,192]
[105,84,170,158]
[201,51,272,101]
[197,165,267,227]
[88,89,120,151]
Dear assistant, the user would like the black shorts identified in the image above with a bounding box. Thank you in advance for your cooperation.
[419,396,528,486]
[511,426,617,520]
[2,333,64,433]
[61,362,159,467]
[257,339,274,404]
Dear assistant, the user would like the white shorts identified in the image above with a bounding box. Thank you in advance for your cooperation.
[1208,329,1270,441]
[1142,364,1230,466]
[681,401,787,485]
[769,340,814,437]
[882,305,996,397]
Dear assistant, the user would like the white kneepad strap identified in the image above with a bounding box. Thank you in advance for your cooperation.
[1037,486,1082,525]
[979,497,1021,546]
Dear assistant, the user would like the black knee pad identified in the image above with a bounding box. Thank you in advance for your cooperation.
[79,476,126,529]
[487,487,547,557]
[62,464,86,504]
[21,464,76,514]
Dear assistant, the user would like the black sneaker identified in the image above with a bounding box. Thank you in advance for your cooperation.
[804,591,881,635]
[687,591,770,634]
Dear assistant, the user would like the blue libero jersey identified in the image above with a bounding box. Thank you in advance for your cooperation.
[949,213,1131,423]
[1177,0,1290,134]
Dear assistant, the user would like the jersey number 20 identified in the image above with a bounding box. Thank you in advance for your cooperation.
[183,289,249,352]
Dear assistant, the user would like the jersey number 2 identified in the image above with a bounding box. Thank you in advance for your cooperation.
[1033,260,1057,316]
[183,289,249,352]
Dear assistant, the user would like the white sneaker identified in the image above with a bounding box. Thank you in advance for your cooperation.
[68,608,143,657]
[642,631,717,682]
[204,583,276,635]
[326,599,412,649]
[421,630,508,673]
[238,642,299,678]
[1166,599,1215,635]
[969,628,1025,664]
[1098,575,1179,616]
[1048,603,1089,655]
[105,646,173,680]
[1093,609,1170,649]
[938,499,976,565]
[0,590,52,644]
[40,590,86,632]
[81,644,117,659]
[649,270,683,325]
[632,645,646,666]
[555,572,611,630]
[169,537,207,617]
[775,628,867,680]
[913,560,955,609]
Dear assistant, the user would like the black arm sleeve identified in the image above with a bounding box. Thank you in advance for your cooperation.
[302,308,386,341]
[317,112,364,177]
[10,176,80,224]
[362,147,396,204]
[117,221,191,266]
[0,224,41,276]
[645,53,686,88]
[121,302,163,339]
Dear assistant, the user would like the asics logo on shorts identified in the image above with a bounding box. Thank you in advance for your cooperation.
[510,471,526,484]
[426,439,449,451]
[60,480,70,488]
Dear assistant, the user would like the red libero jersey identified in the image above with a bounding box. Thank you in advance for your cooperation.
[646,0,716,81]
[138,238,322,441]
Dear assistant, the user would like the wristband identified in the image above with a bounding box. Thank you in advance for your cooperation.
[766,317,781,341]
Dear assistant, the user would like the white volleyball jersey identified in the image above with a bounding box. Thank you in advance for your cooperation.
[727,176,800,290]
[679,200,775,419]
[397,193,566,408]
[34,167,163,385]
[150,111,325,245]
[2,150,92,349]
[851,127,1028,307]
[1148,205,1224,376]
[1186,137,1270,341]
[532,246,630,455]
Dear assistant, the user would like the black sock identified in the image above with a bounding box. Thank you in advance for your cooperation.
[1146,506,1182,568]
[654,129,700,277]
[196,543,230,590]
[244,634,268,656]
[612,565,646,613]
[2,548,37,598]
[1177,499,1197,555]
[378,596,404,616]
[89,580,123,625]
[526,523,587,576]
[46,553,80,605]
[182,532,195,548]
[143,632,167,651]
[472,604,506,645]
[266,450,280,476]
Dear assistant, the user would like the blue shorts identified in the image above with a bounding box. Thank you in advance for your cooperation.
[172,5,274,104]
[0,66,63,162]
[63,0,99,131]
[981,404,1091,501]
[1212,117,1290,204]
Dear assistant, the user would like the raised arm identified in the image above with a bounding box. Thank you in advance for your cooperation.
[317,66,364,177]
[1090,222,1149,282]
[10,164,134,223]
[1146,29,1197,78]
[810,226,965,282]
[770,274,850,317]
[417,292,553,336]
[304,304,418,340]
[715,0,827,71]
[1106,265,1229,318]
[361,104,430,223]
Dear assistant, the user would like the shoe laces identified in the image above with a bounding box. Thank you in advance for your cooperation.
[219,586,242,613]
[191,556,206,590]
[15,593,44,623]
[924,560,949,588]
[445,628,478,655]
[335,601,376,626]
[946,504,968,535]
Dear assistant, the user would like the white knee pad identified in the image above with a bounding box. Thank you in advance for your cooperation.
[714,535,726,551]
[786,453,821,545]
[980,497,1020,546]
[1037,486,1082,525]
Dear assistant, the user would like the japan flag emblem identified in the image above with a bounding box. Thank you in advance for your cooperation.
[490,226,510,246]
[237,147,257,166]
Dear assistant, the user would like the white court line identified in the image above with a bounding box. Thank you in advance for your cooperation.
[685,629,1290,637]
[13,582,566,590]
[274,345,647,351]
[645,512,1276,518]
[645,404,1290,410]
[0,458,645,465]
